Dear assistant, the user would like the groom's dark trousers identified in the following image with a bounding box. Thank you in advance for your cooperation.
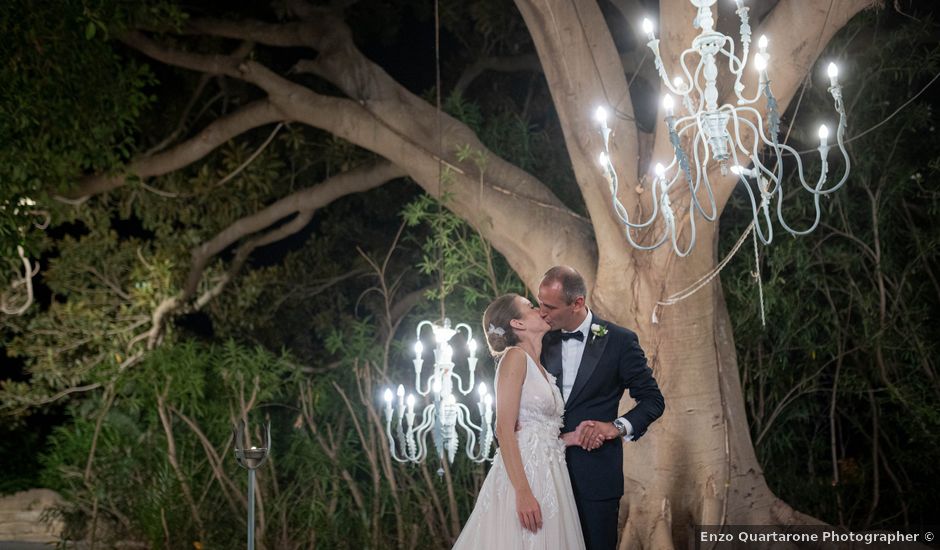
[543,317,664,550]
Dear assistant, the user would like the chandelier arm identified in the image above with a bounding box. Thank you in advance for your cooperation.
[453,370,474,395]
[774,176,824,236]
[728,107,764,159]
[669,201,696,258]
[603,150,662,230]
[733,173,775,245]
[624,220,670,251]
[817,112,852,195]
[674,48,700,96]
[686,132,719,222]
[454,407,478,458]
[415,320,433,339]
[415,370,435,397]
[385,413,409,463]
[772,141,831,195]
[414,405,436,462]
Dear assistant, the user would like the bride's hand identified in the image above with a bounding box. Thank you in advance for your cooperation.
[516,490,542,532]
[560,429,580,447]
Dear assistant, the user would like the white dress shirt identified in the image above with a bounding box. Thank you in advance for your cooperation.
[560,311,593,402]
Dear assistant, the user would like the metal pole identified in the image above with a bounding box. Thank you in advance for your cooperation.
[247,468,255,550]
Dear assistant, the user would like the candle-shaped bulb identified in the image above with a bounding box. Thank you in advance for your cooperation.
[818,124,829,146]
[673,76,684,91]
[468,339,477,356]
[758,35,768,52]
[827,62,839,87]
[662,94,674,115]
[654,163,665,178]
[594,106,608,125]
[414,341,423,357]
[478,382,488,398]
[406,393,415,411]
[754,53,767,73]
[383,388,393,403]
[598,152,609,167]
[484,394,493,407]
[641,18,655,41]
[432,378,442,394]
[397,384,405,398]
[730,165,743,175]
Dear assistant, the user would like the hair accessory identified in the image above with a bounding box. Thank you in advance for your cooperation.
[487,323,505,337]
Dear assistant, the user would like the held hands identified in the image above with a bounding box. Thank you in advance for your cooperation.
[516,490,543,532]
[561,420,620,451]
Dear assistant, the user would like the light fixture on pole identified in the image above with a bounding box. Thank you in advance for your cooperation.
[381,318,495,474]
[596,0,850,256]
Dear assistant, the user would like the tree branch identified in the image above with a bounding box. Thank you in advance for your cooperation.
[59,99,284,200]
[122,17,596,289]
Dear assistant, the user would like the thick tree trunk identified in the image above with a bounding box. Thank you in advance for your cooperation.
[589,230,821,548]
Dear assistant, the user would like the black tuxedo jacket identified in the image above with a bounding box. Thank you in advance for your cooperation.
[542,315,664,501]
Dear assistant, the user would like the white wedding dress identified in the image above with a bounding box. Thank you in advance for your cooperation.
[452,350,585,549]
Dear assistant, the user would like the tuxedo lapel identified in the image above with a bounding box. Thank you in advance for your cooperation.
[565,316,609,408]
[542,332,564,395]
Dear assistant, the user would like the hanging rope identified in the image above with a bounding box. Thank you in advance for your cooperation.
[652,221,755,324]
[434,0,446,323]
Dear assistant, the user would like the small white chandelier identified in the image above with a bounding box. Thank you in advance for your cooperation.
[596,0,849,256]
[381,318,495,471]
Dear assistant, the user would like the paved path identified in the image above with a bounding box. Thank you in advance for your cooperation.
[0,543,55,549]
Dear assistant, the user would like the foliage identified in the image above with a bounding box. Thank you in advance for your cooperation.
[720,14,940,528]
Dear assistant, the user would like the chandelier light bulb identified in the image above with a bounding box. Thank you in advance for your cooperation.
[754,53,767,72]
[758,34,768,51]
[730,165,743,175]
[641,18,655,41]
[599,152,609,167]
[484,394,493,407]
[397,384,405,397]
[662,94,675,115]
[406,393,415,409]
[478,382,487,398]
[594,106,608,125]
[384,388,393,403]
[827,62,839,87]
[654,163,666,177]
[414,341,423,356]
[432,378,442,394]
[468,338,477,355]
[673,76,684,89]
[818,124,829,146]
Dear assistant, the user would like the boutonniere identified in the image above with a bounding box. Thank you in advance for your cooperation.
[590,323,608,343]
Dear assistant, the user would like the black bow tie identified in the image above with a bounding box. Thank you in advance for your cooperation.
[560,331,584,342]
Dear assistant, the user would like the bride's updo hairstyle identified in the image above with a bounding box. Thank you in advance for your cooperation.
[482,293,522,357]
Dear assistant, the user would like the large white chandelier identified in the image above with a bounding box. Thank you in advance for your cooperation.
[596,0,849,256]
[382,318,495,472]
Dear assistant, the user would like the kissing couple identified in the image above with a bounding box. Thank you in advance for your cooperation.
[452,266,665,550]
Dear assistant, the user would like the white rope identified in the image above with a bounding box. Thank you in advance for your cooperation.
[751,224,766,327]
[652,221,754,324]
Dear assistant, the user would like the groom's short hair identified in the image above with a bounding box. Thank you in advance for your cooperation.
[541,266,587,305]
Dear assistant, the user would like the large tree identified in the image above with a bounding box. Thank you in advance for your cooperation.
[4,0,879,546]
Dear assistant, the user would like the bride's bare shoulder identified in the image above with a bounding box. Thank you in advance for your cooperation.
[496,347,528,377]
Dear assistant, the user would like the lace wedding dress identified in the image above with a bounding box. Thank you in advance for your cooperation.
[452,350,585,550]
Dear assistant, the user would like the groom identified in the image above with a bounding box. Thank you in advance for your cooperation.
[539,266,665,550]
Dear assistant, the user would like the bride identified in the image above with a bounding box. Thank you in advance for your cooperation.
[452,293,586,549]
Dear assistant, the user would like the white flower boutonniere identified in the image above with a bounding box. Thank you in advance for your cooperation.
[590,323,608,343]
